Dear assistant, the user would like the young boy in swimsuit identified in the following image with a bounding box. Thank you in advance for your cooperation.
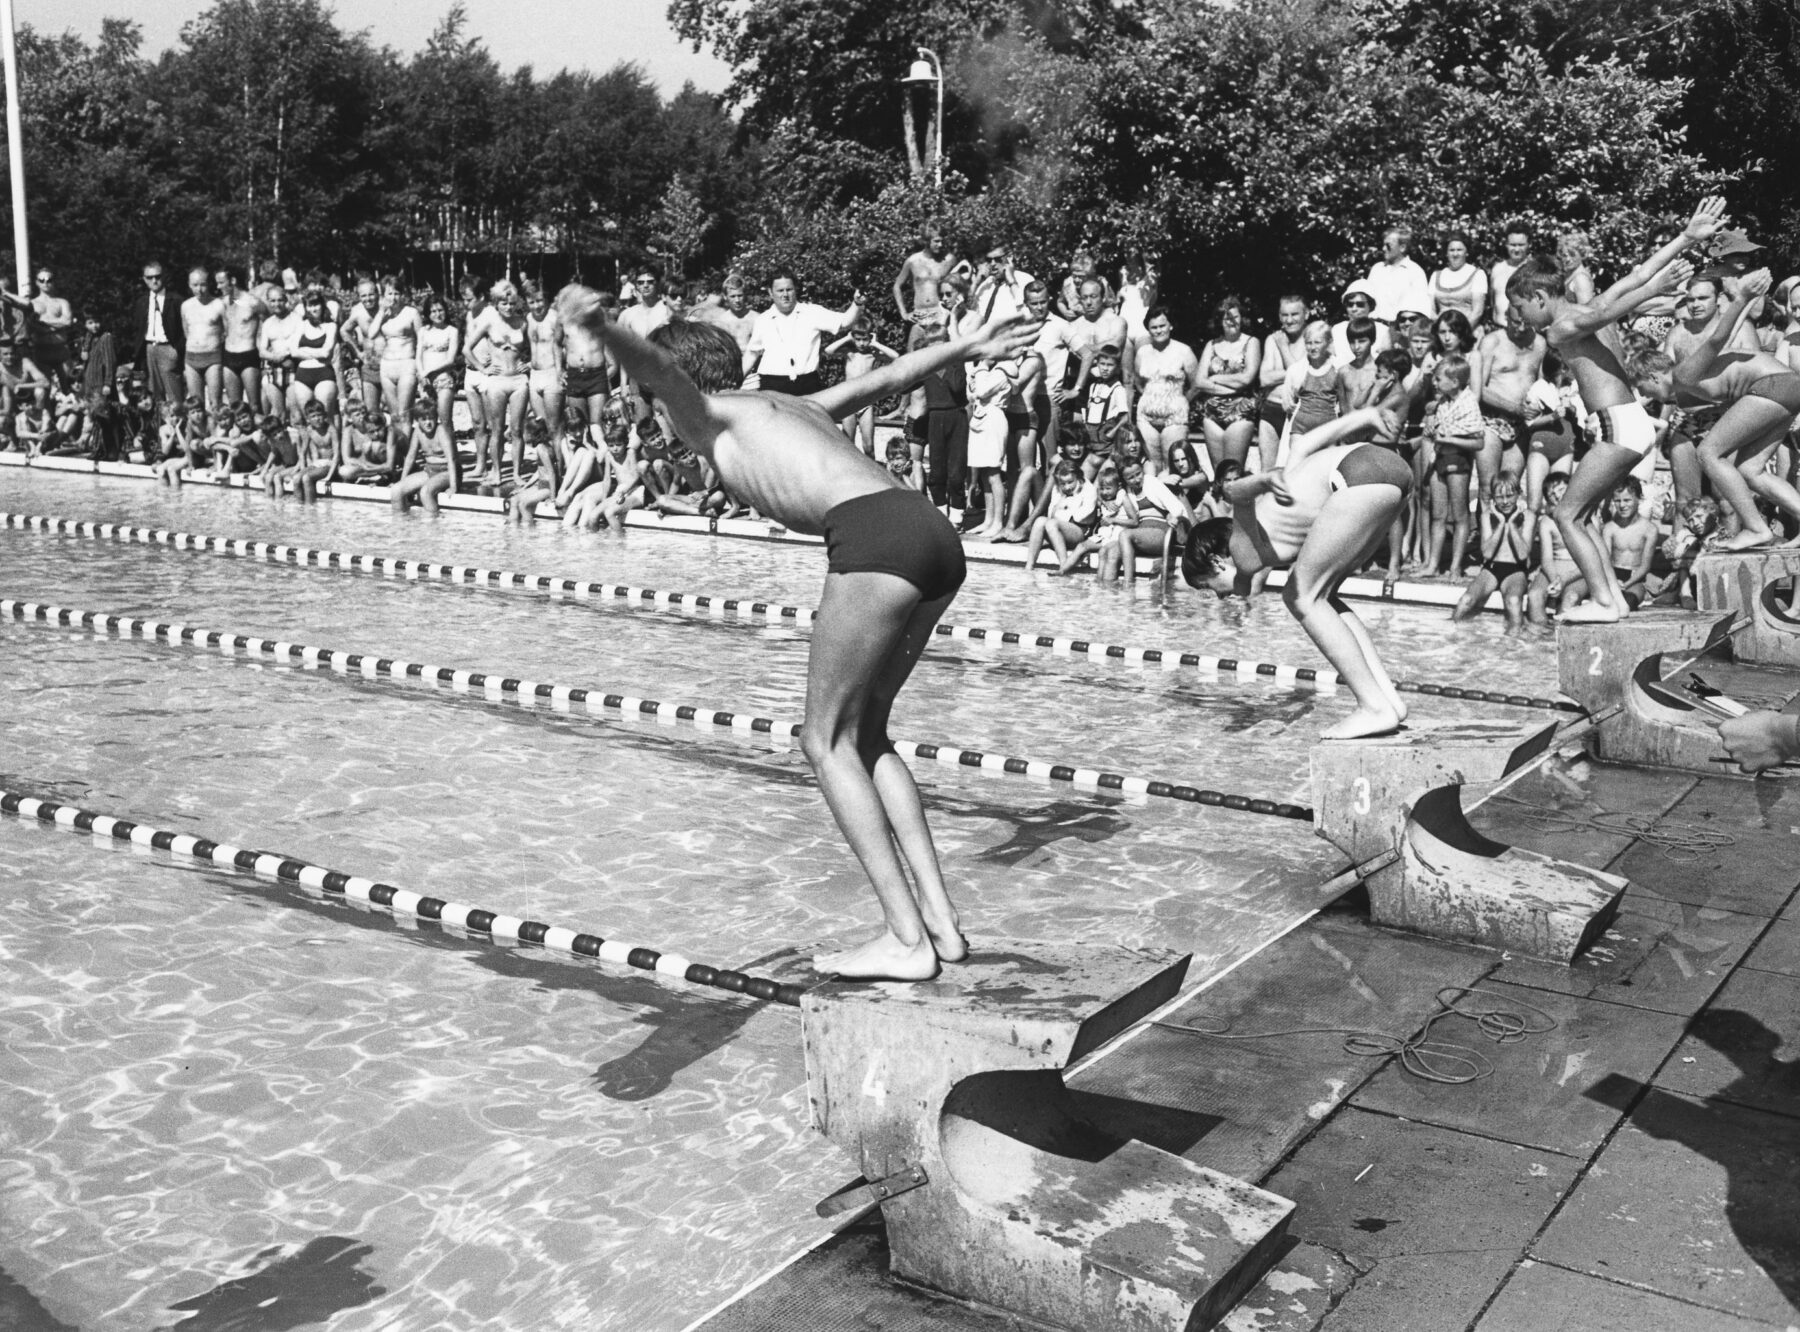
[1529,473,1582,626]
[1453,475,1533,632]
[1601,478,1658,609]
[1628,269,1800,549]
[1183,406,1413,739]
[1508,196,1729,620]
[555,284,1038,981]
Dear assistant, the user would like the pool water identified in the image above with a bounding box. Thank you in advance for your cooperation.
[0,469,1562,1330]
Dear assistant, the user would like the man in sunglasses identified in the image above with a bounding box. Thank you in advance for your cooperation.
[29,267,74,389]
[128,262,187,408]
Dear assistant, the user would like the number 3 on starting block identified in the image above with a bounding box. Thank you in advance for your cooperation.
[1352,778,1370,815]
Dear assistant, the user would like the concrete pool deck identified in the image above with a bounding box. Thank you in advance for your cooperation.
[701,752,1800,1332]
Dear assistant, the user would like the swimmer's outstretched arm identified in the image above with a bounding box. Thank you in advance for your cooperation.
[806,311,1038,420]
[1596,197,1727,314]
[555,285,724,457]
[1673,269,1769,388]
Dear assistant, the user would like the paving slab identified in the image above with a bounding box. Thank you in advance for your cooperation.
[1350,981,1687,1158]
[1613,776,1800,918]
[1472,758,1696,870]
[1071,913,1494,1182]
[1651,967,1800,1120]
[1217,1242,1356,1332]
[1264,1108,1578,1332]
[1743,917,1800,977]
[1474,1258,1786,1332]
[1489,886,1765,1015]
[1532,1088,1800,1326]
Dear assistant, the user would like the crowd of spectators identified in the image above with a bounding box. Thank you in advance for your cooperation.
[5,222,1798,617]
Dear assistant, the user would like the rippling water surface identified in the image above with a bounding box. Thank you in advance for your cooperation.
[0,469,1562,1330]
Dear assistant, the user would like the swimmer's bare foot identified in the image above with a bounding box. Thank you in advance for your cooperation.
[814,931,941,982]
[1321,703,1405,740]
[1559,599,1624,623]
[920,905,968,963]
[1721,526,1777,552]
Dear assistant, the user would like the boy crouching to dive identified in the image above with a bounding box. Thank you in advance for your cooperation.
[555,284,1037,982]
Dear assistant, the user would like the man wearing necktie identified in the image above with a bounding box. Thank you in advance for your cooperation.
[127,261,186,408]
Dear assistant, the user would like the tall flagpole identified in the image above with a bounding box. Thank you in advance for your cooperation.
[0,0,29,292]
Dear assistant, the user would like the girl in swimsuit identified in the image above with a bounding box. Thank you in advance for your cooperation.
[391,399,459,515]
[377,279,420,454]
[1183,407,1414,739]
[1131,306,1198,472]
[287,291,339,419]
[460,276,491,450]
[467,280,532,484]
[416,295,461,457]
[1194,296,1262,470]
[1453,476,1533,630]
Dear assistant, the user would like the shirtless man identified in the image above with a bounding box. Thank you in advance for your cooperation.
[215,265,267,412]
[255,287,296,417]
[1509,196,1729,622]
[340,280,385,413]
[1659,272,1764,505]
[29,268,74,389]
[1183,406,1413,739]
[1631,269,1800,550]
[556,283,1036,982]
[561,297,614,443]
[893,228,961,325]
[181,267,227,417]
[526,285,566,450]
[1476,302,1547,500]
[693,275,758,352]
[1059,277,1132,411]
[1257,294,1309,467]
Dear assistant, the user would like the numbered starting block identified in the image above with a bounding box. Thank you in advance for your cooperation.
[1311,719,1626,963]
[1558,609,1739,773]
[1692,547,1800,670]
[803,945,1294,1332]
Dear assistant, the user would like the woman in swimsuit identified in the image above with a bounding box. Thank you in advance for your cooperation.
[1555,231,1597,306]
[181,268,227,417]
[1184,407,1414,739]
[415,294,461,457]
[376,278,421,453]
[1430,232,1488,327]
[1131,305,1198,472]
[467,280,532,484]
[1194,296,1262,470]
[287,291,340,419]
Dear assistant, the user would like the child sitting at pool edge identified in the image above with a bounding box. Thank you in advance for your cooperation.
[556,283,1039,983]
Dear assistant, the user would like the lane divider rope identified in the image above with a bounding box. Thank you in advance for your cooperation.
[1,598,1315,821]
[2,511,1581,713]
[0,789,809,1005]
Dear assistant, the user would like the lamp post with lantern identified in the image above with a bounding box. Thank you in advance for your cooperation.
[900,47,943,190]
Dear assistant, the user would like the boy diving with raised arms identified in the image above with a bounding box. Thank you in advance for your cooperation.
[555,284,1038,983]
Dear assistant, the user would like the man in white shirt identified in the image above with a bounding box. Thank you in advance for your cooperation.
[970,244,1036,325]
[617,264,674,411]
[1364,225,1431,326]
[1489,222,1534,326]
[130,260,185,409]
[743,271,861,395]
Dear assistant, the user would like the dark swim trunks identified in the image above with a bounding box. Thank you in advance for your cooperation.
[1747,373,1800,414]
[566,364,611,398]
[823,487,967,601]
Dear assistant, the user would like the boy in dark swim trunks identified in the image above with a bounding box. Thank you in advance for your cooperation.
[1453,475,1533,632]
[556,284,1038,982]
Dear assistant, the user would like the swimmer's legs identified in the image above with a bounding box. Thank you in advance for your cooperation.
[804,571,962,981]
[1555,442,1639,622]
[1287,485,1408,739]
[1701,399,1798,549]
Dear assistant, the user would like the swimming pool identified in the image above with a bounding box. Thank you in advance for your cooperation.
[0,468,1563,1330]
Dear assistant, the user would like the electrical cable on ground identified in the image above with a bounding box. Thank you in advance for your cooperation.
[1154,985,1559,1084]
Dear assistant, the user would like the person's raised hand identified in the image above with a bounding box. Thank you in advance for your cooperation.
[1646,259,1695,298]
[967,309,1040,361]
[1723,268,1772,302]
[555,284,608,334]
[1682,196,1730,242]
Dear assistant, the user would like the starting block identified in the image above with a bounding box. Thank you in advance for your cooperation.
[1311,719,1626,962]
[802,945,1294,1332]
[1692,548,1800,669]
[1558,609,1738,773]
